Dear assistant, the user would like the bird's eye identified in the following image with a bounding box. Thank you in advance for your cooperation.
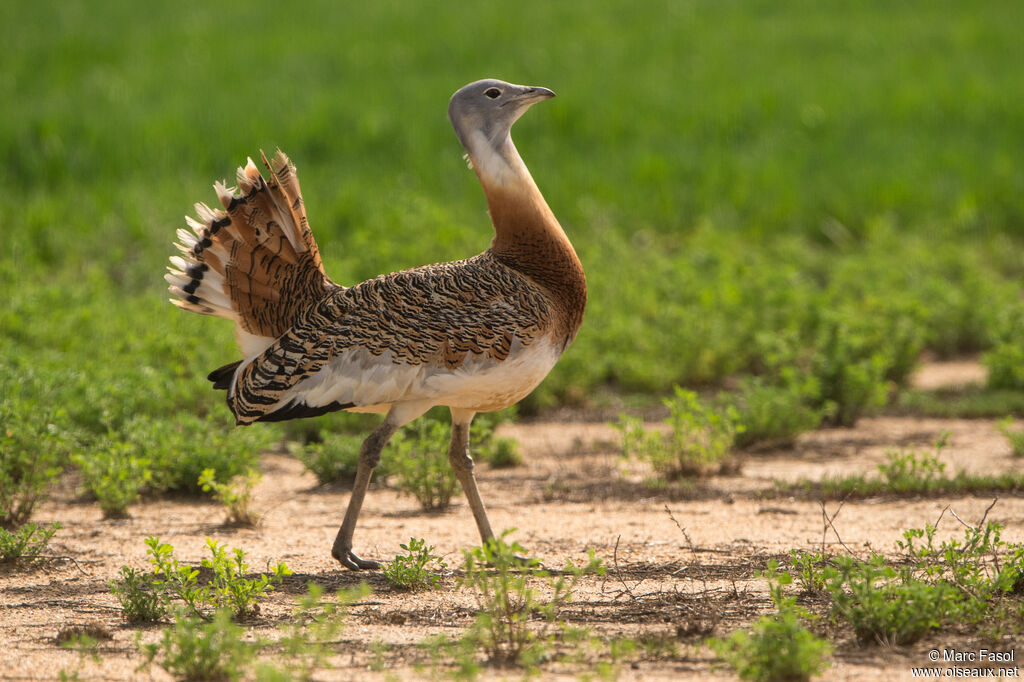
[484,88,501,99]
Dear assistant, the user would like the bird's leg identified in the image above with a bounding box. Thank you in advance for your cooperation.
[447,409,496,545]
[448,409,537,567]
[331,418,399,570]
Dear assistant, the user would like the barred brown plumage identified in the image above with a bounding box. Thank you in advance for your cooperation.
[166,78,586,570]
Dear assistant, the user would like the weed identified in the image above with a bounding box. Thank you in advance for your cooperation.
[388,419,461,511]
[139,536,290,621]
[725,374,828,449]
[897,519,1024,611]
[809,311,891,427]
[274,582,372,679]
[110,566,167,623]
[420,535,604,678]
[873,433,949,493]
[895,387,1024,419]
[779,433,1024,499]
[790,513,1024,645]
[201,539,291,620]
[616,387,740,479]
[132,415,272,496]
[997,417,1024,456]
[788,551,831,594]
[382,537,447,591]
[710,562,831,681]
[0,407,67,527]
[824,554,958,645]
[290,432,365,485]
[198,467,261,526]
[5,1,1024,481]
[0,520,62,562]
[140,608,257,682]
[72,443,150,518]
[985,343,1024,391]
[456,532,603,669]
[478,436,523,469]
[470,412,523,468]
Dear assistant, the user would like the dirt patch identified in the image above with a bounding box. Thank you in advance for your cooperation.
[3,379,1023,680]
[910,358,987,392]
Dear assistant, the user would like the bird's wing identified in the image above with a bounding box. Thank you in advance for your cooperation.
[227,254,555,423]
[166,150,336,356]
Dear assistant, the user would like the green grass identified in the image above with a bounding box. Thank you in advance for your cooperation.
[3,1,1024,521]
[895,387,1024,419]
[424,532,604,674]
[998,418,1024,456]
[710,563,832,682]
[140,609,257,682]
[198,468,262,526]
[790,518,1024,645]
[778,436,1024,499]
[616,387,741,478]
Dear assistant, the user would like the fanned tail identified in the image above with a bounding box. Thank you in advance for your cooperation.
[166,150,339,357]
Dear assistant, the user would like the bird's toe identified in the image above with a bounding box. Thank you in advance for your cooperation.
[333,547,381,571]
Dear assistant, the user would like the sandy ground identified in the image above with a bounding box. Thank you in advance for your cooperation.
[2,361,1022,681]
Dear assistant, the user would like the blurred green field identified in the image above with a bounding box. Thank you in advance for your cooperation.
[2,1,1024,508]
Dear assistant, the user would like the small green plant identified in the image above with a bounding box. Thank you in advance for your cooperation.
[452,531,603,670]
[984,341,1024,391]
[726,374,828,449]
[790,514,1024,645]
[780,433,1024,499]
[290,432,366,485]
[198,467,261,526]
[788,550,831,594]
[873,432,949,493]
[710,562,831,682]
[131,415,272,495]
[470,413,523,468]
[388,419,461,511]
[824,554,960,645]
[0,520,62,562]
[202,538,291,620]
[478,436,523,469]
[997,417,1024,457]
[616,386,740,479]
[809,310,892,427]
[382,537,447,590]
[897,519,1024,609]
[140,608,257,682]
[896,386,1024,419]
[0,409,67,528]
[274,582,372,679]
[110,566,167,623]
[139,536,290,621]
[72,443,150,517]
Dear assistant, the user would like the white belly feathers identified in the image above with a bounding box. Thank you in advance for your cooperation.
[273,335,562,415]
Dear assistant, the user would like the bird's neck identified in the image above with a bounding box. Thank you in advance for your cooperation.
[469,134,587,343]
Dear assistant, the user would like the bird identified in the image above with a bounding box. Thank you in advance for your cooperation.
[165,79,586,569]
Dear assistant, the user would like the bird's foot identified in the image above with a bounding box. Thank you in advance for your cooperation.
[332,546,380,571]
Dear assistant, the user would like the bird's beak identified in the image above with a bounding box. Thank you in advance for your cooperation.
[521,86,556,102]
[504,86,556,109]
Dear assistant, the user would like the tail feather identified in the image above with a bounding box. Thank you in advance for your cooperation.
[208,360,243,390]
[167,150,338,357]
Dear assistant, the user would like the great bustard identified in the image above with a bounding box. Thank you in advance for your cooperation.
[166,79,586,569]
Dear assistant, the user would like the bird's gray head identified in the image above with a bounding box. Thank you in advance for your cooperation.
[448,79,555,157]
